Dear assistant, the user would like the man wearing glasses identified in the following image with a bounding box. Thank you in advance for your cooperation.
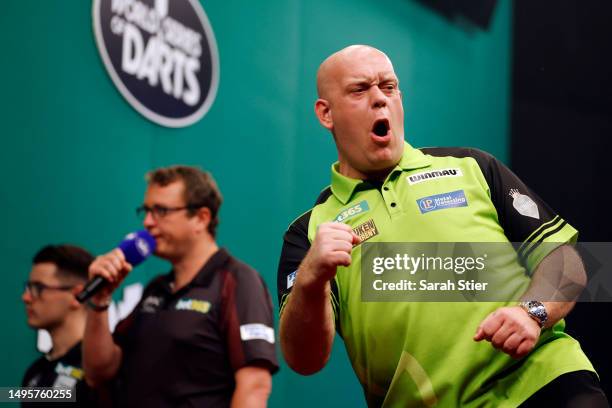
[83,165,278,408]
[22,244,101,406]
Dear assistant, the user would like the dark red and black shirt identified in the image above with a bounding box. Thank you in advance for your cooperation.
[114,248,278,408]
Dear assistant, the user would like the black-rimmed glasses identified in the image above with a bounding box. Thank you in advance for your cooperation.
[136,204,202,220]
[24,281,75,299]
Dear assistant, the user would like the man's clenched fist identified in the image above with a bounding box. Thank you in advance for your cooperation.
[295,222,360,293]
[474,306,541,359]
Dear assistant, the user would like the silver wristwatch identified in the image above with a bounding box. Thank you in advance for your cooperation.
[519,300,548,328]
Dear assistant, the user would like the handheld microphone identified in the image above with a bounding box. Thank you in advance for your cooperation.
[76,230,156,303]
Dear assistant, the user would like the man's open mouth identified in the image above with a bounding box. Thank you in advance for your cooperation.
[372,119,390,137]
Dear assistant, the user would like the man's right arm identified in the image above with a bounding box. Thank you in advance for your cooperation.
[279,222,359,375]
[83,307,122,386]
[82,249,131,387]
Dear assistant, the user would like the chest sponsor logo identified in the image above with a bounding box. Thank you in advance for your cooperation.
[509,189,539,219]
[353,219,379,243]
[55,363,84,380]
[240,323,275,344]
[93,0,219,127]
[407,168,463,185]
[334,200,370,223]
[141,295,163,313]
[287,270,297,289]
[175,298,211,314]
[53,375,77,389]
[417,190,468,214]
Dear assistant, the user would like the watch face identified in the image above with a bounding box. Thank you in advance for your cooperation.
[527,301,548,325]
[532,305,546,319]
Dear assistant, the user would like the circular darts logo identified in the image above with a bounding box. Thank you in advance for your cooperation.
[93,0,219,127]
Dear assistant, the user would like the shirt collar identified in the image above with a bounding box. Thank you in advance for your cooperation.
[191,248,231,287]
[162,248,231,292]
[330,142,432,204]
[44,341,82,362]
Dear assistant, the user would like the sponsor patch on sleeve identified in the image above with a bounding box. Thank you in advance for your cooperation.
[509,189,540,219]
[240,323,275,344]
[287,270,297,289]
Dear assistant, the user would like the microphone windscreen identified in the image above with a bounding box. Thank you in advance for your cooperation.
[118,230,156,266]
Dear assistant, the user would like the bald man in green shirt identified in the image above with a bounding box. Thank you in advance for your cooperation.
[277,45,608,407]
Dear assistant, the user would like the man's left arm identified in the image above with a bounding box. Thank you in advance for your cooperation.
[474,244,587,359]
[467,150,586,358]
[521,243,587,324]
[220,262,278,405]
[231,365,272,408]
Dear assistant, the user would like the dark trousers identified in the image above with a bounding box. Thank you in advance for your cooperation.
[520,370,609,408]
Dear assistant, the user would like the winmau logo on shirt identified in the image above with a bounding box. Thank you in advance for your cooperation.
[407,168,463,185]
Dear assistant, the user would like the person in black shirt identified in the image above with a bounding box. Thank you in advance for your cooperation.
[21,244,100,407]
[83,165,278,408]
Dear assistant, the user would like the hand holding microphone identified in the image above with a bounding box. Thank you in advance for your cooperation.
[77,230,156,304]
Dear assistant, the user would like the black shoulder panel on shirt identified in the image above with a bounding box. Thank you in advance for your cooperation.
[277,187,334,305]
[419,147,561,244]
[277,186,343,334]
[277,209,312,306]
[315,186,333,205]
[420,146,496,176]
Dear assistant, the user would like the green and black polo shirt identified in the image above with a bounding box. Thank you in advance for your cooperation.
[277,142,593,407]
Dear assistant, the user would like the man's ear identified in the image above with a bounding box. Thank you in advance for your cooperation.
[195,206,212,234]
[315,99,333,130]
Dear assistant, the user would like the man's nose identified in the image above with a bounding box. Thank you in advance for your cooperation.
[22,289,32,304]
[370,86,387,108]
[143,210,156,228]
